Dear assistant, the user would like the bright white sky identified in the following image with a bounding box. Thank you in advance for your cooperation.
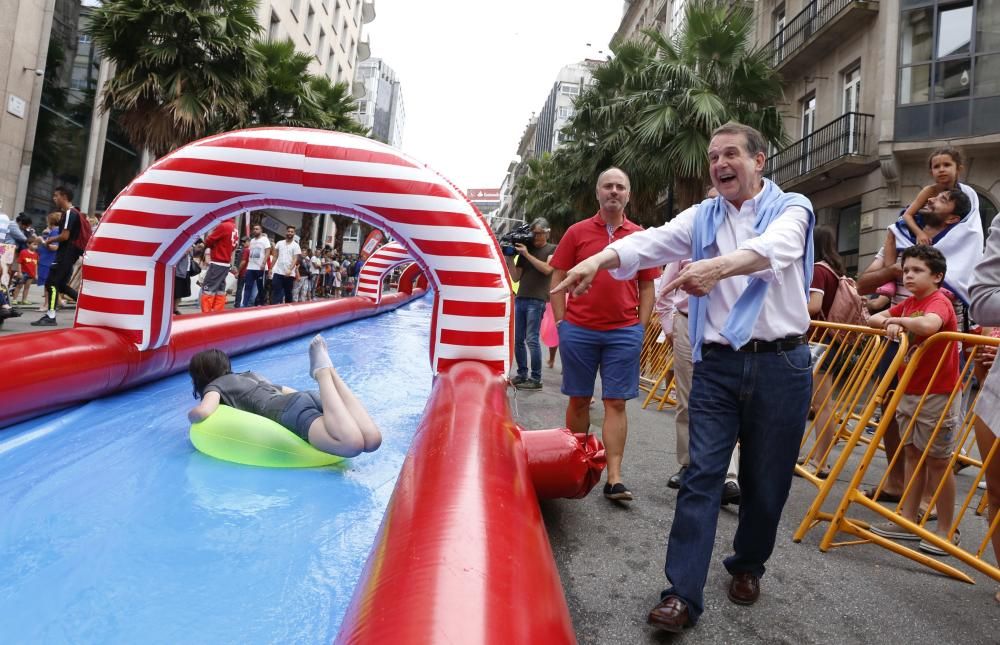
[367,0,622,191]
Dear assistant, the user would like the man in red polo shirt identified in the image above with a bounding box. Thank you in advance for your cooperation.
[549,167,659,502]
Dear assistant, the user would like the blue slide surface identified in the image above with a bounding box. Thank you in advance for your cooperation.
[0,298,433,643]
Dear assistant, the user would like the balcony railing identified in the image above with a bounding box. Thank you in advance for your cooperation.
[765,0,870,69]
[766,112,874,186]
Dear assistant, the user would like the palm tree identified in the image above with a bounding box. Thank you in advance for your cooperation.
[566,0,787,218]
[511,154,581,236]
[237,38,325,129]
[309,76,368,135]
[87,0,264,157]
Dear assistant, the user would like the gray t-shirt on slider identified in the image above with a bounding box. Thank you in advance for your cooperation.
[204,371,290,422]
[515,242,557,301]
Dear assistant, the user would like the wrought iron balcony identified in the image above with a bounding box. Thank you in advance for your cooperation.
[766,112,877,190]
[765,0,879,80]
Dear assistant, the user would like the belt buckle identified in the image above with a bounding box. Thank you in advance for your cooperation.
[748,340,760,352]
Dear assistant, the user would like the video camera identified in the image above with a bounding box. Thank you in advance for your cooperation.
[499,224,535,256]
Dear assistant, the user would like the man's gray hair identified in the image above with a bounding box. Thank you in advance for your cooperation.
[529,217,551,232]
[711,122,767,157]
[596,166,630,187]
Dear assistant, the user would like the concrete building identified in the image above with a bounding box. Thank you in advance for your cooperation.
[257,0,373,89]
[534,60,600,157]
[751,0,1000,275]
[612,0,669,45]
[353,57,405,147]
[493,116,538,234]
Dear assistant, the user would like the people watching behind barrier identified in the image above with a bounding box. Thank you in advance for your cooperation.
[270,226,301,304]
[868,246,962,554]
[241,224,271,308]
[966,211,1000,605]
[507,217,557,391]
[553,122,814,632]
[856,181,981,504]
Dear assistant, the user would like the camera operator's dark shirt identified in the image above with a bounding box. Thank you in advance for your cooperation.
[515,242,557,301]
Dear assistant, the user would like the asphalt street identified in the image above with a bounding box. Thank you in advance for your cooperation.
[510,356,1000,645]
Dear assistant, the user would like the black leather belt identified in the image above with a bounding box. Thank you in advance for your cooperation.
[705,335,807,353]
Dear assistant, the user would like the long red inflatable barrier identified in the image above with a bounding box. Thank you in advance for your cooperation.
[0,290,425,429]
[336,361,577,644]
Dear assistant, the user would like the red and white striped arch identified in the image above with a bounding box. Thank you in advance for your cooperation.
[76,127,513,374]
[355,242,413,305]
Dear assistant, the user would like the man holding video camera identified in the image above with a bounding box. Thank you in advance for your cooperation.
[504,217,557,390]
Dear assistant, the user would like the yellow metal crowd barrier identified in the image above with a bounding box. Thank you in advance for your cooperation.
[638,314,677,410]
[809,331,1000,585]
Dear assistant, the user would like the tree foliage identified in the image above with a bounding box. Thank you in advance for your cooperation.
[87,1,367,157]
[514,0,787,229]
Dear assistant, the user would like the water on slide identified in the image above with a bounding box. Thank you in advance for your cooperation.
[0,298,433,643]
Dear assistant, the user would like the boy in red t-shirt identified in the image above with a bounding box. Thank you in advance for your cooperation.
[868,245,960,554]
[14,239,39,305]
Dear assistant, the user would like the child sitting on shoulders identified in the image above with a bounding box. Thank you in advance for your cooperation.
[900,147,965,246]
[868,245,961,554]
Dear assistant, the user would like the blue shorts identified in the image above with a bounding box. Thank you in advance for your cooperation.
[276,391,323,441]
[558,320,644,400]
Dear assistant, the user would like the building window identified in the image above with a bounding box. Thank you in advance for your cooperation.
[843,65,862,152]
[837,203,861,276]
[291,0,302,19]
[333,0,341,24]
[896,0,1000,139]
[559,82,580,96]
[337,64,344,83]
[671,0,688,35]
[269,10,281,40]
[305,5,316,43]
[344,221,361,243]
[558,106,573,119]
[801,93,817,173]
[327,47,336,76]
[357,101,368,114]
[341,19,349,48]
[79,33,92,45]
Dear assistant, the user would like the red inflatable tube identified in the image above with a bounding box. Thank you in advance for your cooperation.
[336,361,576,644]
[0,290,425,429]
[519,428,607,499]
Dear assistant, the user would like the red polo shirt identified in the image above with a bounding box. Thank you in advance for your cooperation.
[550,213,661,330]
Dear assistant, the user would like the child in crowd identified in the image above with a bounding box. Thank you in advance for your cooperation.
[187,335,381,457]
[13,238,39,304]
[900,147,966,246]
[36,212,60,293]
[868,246,961,554]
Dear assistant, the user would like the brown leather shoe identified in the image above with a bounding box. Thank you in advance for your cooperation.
[646,595,692,632]
[727,572,760,605]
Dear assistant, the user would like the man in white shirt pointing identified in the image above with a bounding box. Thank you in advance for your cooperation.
[553,122,814,632]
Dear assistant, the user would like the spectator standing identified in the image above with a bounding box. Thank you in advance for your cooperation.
[658,260,742,505]
[233,240,249,308]
[270,226,301,304]
[32,187,84,327]
[548,167,659,502]
[553,123,814,631]
[967,212,1000,605]
[868,246,961,554]
[200,218,238,312]
[36,212,61,292]
[293,248,312,302]
[13,239,39,304]
[507,217,557,390]
[240,224,271,308]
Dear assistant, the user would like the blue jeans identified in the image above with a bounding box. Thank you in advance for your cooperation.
[270,274,294,304]
[514,297,546,381]
[241,269,264,308]
[662,343,811,624]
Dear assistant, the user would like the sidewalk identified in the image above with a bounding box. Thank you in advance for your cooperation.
[508,357,999,645]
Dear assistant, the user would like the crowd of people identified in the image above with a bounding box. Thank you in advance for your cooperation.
[175,222,365,315]
[502,122,999,632]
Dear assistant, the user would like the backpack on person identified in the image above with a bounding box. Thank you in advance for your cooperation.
[71,208,92,253]
[817,261,869,326]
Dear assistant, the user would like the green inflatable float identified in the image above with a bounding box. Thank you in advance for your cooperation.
[190,405,345,468]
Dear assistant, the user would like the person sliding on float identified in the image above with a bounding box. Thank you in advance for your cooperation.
[187,334,382,457]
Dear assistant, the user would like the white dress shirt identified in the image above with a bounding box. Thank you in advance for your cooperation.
[654,260,691,335]
[609,188,811,345]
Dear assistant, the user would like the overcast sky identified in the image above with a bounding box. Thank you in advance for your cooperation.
[366,0,622,191]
